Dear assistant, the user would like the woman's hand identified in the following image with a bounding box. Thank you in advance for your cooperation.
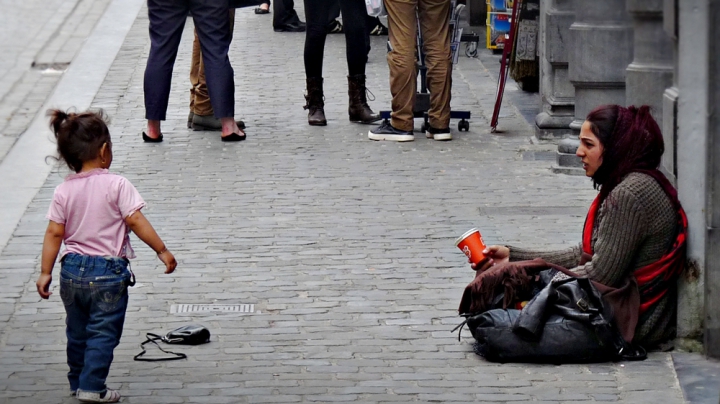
[469,245,510,271]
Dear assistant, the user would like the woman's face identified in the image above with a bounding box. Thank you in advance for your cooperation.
[577,121,604,177]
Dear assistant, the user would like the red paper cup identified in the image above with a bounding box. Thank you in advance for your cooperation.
[455,228,487,265]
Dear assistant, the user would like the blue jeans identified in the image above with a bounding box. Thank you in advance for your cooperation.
[60,253,131,393]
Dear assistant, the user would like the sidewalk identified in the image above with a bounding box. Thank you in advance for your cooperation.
[0,3,718,403]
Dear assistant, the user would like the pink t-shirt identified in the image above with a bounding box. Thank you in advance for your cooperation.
[46,168,146,259]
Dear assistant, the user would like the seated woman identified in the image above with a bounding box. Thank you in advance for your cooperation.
[472,104,687,348]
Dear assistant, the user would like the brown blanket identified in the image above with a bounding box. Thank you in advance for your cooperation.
[458,259,548,315]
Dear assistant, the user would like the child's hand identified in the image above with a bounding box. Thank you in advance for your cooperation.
[158,250,177,274]
[36,274,53,299]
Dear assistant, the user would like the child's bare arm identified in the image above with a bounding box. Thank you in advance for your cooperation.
[125,210,176,273]
[37,221,65,299]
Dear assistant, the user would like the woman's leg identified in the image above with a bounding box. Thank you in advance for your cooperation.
[304,0,329,79]
[144,0,188,122]
[192,2,234,120]
[341,0,380,123]
[338,0,368,76]
[303,0,329,125]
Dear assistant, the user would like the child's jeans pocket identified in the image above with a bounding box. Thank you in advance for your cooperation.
[91,279,128,313]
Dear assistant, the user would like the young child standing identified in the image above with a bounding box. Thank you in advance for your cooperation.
[35,109,177,403]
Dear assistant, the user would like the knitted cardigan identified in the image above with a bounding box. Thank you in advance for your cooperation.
[508,172,678,346]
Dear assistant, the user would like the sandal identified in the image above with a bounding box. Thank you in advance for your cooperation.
[254,6,270,14]
[221,131,246,142]
[142,132,163,143]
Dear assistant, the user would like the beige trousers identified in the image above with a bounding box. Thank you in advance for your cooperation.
[385,0,452,131]
[189,9,235,116]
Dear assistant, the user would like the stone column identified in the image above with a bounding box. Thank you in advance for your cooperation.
[535,0,575,140]
[675,0,708,351]
[626,0,674,177]
[705,0,720,360]
[554,0,633,172]
[568,0,633,132]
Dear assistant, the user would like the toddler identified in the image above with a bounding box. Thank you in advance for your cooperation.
[36,109,177,403]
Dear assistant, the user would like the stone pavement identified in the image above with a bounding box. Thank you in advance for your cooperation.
[0,0,112,162]
[0,3,716,404]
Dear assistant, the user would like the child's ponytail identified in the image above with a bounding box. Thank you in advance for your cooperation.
[48,109,69,138]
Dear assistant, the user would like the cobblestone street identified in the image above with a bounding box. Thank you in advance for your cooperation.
[0,1,715,403]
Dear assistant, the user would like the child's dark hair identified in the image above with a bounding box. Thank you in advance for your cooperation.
[48,109,111,173]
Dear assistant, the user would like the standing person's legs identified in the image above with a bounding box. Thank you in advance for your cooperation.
[339,0,367,75]
[191,1,243,140]
[191,4,233,120]
[328,0,340,24]
[340,0,380,123]
[304,0,329,79]
[418,0,451,131]
[385,0,417,132]
[273,0,304,30]
[191,10,245,131]
[189,29,213,126]
[303,0,329,125]
[255,0,270,13]
[144,0,188,140]
[188,29,203,128]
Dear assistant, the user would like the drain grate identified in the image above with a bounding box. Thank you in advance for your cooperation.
[171,304,255,314]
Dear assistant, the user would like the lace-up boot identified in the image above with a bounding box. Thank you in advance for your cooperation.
[304,77,327,126]
[348,74,381,124]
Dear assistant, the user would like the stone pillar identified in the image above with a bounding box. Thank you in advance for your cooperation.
[704,0,720,360]
[675,0,708,350]
[568,0,633,132]
[625,0,674,176]
[535,0,575,140]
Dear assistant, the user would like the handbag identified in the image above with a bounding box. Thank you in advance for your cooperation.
[462,278,646,363]
[133,324,211,362]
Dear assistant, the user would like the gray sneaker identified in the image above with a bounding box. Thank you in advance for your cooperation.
[191,114,246,131]
[368,120,414,142]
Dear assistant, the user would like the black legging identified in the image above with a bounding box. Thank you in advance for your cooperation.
[304,0,368,78]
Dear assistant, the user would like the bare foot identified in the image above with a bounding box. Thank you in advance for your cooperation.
[220,117,242,138]
[146,120,162,139]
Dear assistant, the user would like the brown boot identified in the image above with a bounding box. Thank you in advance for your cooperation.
[348,74,380,124]
[304,77,327,126]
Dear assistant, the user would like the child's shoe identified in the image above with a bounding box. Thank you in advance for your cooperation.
[77,389,121,403]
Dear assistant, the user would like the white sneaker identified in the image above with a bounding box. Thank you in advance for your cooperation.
[425,125,452,141]
[77,389,121,403]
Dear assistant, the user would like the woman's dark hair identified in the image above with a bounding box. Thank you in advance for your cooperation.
[585,104,664,202]
[48,109,111,173]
